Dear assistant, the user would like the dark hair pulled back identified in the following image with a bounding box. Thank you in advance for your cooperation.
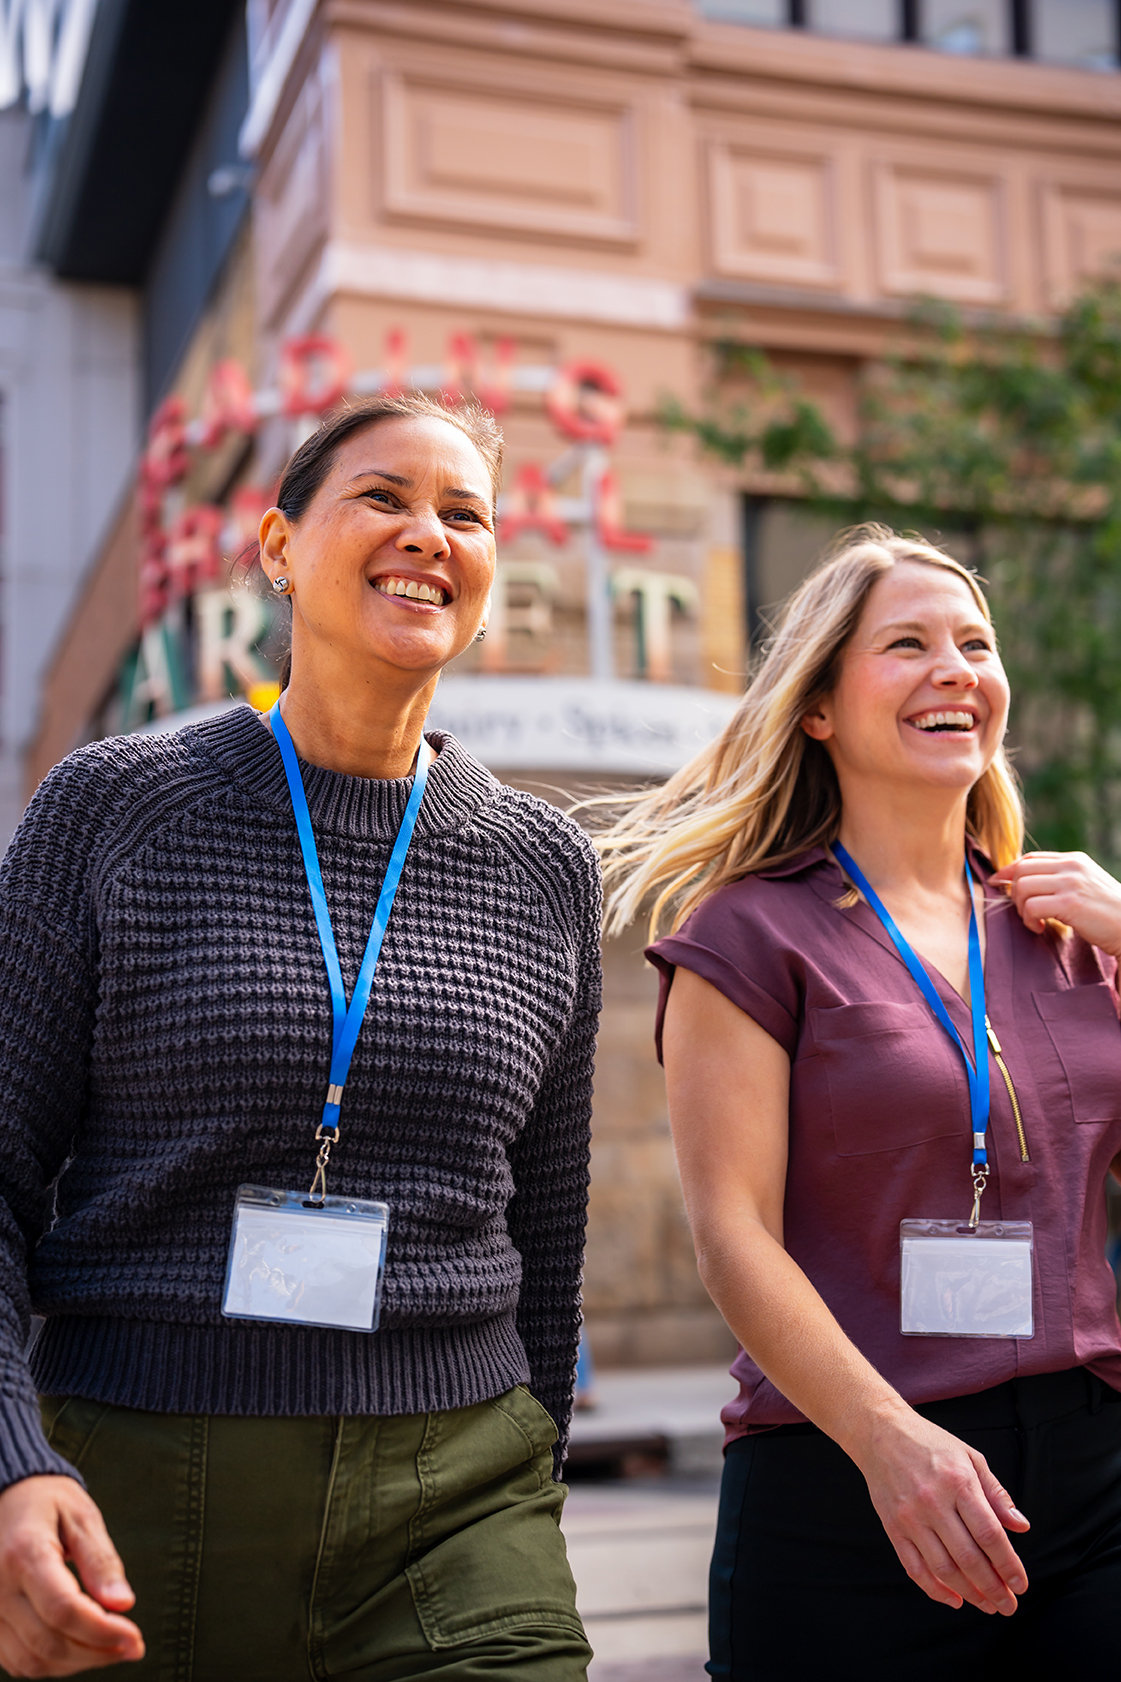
[275,391,504,523]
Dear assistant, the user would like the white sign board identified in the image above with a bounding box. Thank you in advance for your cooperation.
[426,677,738,775]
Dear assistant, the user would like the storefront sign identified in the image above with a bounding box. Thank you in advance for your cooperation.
[427,677,737,775]
[122,328,688,735]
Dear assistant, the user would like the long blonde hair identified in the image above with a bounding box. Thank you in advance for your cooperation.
[597,524,1024,938]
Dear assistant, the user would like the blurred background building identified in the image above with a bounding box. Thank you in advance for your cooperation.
[3,0,1121,1377]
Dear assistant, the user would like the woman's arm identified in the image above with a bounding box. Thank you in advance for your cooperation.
[506,833,601,1477]
[663,966,1030,1618]
[0,767,144,1673]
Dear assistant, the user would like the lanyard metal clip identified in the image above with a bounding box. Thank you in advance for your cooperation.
[308,1125,339,1204]
[968,1164,989,1230]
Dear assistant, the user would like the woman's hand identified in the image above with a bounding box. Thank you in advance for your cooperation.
[991,850,1121,957]
[0,1476,143,1676]
[849,1398,1030,1615]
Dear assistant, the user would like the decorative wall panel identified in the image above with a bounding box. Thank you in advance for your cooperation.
[381,75,638,244]
[875,164,1006,303]
[708,143,839,287]
[1041,183,1121,306]
[257,74,328,326]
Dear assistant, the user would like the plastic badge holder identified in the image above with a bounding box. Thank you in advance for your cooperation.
[222,1184,390,1333]
[900,1219,1034,1339]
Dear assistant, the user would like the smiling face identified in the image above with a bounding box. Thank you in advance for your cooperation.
[259,414,496,685]
[801,560,1010,798]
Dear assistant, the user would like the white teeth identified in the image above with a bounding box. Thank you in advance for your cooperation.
[374,576,445,605]
[913,710,975,731]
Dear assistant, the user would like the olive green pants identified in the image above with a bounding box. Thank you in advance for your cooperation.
[40,1386,591,1682]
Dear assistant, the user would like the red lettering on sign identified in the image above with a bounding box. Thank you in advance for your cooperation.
[142,398,189,490]
[596,468,651,554]
[499,464,568,546]
[279,334,352,417]
[545,361,625,445]
[382,328,408,398]
[166,506,226,598]
[200,360,258,449]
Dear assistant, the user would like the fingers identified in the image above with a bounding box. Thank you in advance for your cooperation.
[891,1535,963,1610]
[0,1612,50,1679]
[0,1480,144,1677]
[973,1455,1031,1534]
[904,1523,1005,1615]
[58,1504,134,1613]
[16,1542,142,1661]
[933,1504,1023,1615]
[917,1456,1028,1618]
[989,851,1121,945]
[0,1593,141,1675]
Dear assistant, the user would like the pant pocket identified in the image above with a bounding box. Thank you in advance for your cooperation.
[40,1394,113,1473]
[406,1391,585,1648]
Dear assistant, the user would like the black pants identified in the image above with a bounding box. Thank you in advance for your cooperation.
[708,1367,1121,1680]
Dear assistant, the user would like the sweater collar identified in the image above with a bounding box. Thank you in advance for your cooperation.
[187,703,497,842]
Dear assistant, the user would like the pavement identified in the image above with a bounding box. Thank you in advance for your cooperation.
[560,1364,735,1681]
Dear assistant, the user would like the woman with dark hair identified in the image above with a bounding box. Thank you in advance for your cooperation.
[0,394,599,1679]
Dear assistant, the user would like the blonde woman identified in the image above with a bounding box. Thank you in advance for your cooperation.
[600,527,1121,1676]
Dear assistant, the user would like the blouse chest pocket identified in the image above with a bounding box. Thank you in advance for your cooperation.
[1031,984,1121,1126]
[809,1000,966,1158]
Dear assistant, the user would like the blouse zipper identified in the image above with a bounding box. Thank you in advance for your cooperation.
[985,1016,1030,1163]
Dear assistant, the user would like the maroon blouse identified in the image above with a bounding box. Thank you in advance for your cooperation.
[648,844,1121,1442]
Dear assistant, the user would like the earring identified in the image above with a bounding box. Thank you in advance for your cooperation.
[475,624,487,642]
[272,576,291,594]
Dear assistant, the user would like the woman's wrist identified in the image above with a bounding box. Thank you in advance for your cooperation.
[831,1385,914,1470]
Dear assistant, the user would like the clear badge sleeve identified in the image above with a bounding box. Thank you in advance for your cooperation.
[222,1184,389,1333]
[900,1218,1034,1339]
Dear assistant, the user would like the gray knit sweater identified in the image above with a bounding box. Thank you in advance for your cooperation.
[0,705,600,1489]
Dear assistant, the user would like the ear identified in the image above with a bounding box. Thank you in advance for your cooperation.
[800,702,833,742]
[257,508,290,582]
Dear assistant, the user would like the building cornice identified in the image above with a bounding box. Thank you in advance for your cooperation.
[324,0,686,76]
[688,19,1121,125]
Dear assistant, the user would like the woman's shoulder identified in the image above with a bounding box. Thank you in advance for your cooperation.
[6,723,230,879]
[430,735,597,876]
[433,743,600,929]
[489,783,601,912]
[32,721,225,813]
[672,847,834,948]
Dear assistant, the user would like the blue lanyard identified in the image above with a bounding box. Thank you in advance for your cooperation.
[832,843,990,1168]
[270,701,430,1139]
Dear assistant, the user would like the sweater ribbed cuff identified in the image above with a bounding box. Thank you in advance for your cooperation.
[0,1387,83,1494]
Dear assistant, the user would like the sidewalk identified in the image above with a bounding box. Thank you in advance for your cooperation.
[561,1364,734,1681]
[567,1362,733,1477]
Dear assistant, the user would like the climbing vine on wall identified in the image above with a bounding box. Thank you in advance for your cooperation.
[666,283,1121,866]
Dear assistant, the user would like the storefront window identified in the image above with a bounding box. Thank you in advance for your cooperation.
[1031,0,1117,68]
[806,0,899,38]
[744,500,836,645]
[921,1,1010,55]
